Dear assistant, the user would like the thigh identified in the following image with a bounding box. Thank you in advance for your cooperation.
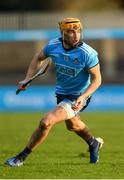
[56,94,92,119]
[44,105,68,125]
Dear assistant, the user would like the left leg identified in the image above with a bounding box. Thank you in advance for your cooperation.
[65,115,104,163]
[57,95,104,163]
[65,114,92,142]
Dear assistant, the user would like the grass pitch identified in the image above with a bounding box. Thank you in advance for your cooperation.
[0,112,124,179]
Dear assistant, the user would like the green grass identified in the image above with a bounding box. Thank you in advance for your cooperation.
[0,112,124,179]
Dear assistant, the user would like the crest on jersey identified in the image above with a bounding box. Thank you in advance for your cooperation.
[64,55,69,61]
[73,58,79,64]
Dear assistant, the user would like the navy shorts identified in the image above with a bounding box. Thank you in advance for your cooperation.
[56,93,91,112]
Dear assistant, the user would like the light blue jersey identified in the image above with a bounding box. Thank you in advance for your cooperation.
[43,38,99,95]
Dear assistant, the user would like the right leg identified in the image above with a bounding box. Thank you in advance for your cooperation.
[27,106,67,150]
[5,106,67,167]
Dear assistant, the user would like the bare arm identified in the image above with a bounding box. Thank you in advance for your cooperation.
[73,64,102,110]
[20,49,47,83]
[81,64,102,98]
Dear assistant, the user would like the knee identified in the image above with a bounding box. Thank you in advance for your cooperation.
[66,120,85,132]
[39,113,57,130]
[66,122,78,132]
[66,125,74,131]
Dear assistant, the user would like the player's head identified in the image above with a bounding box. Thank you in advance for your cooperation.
[58,17,82,48]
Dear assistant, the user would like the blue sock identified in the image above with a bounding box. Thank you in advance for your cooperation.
[17,147,32,160]
[87,137,98,147]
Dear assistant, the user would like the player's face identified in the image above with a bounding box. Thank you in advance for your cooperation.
[62,28,81,48]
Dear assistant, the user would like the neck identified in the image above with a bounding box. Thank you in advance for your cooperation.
[63,41,73,50]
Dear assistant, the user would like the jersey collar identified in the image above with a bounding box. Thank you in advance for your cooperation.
[59,38,83,51]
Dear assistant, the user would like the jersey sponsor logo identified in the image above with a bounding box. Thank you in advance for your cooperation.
[55,63,76,77]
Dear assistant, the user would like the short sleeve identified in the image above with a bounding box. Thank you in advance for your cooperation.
[86,52,99,69]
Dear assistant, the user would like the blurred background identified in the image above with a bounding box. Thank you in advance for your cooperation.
[1,2,124,178]
[0,0,124,112]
